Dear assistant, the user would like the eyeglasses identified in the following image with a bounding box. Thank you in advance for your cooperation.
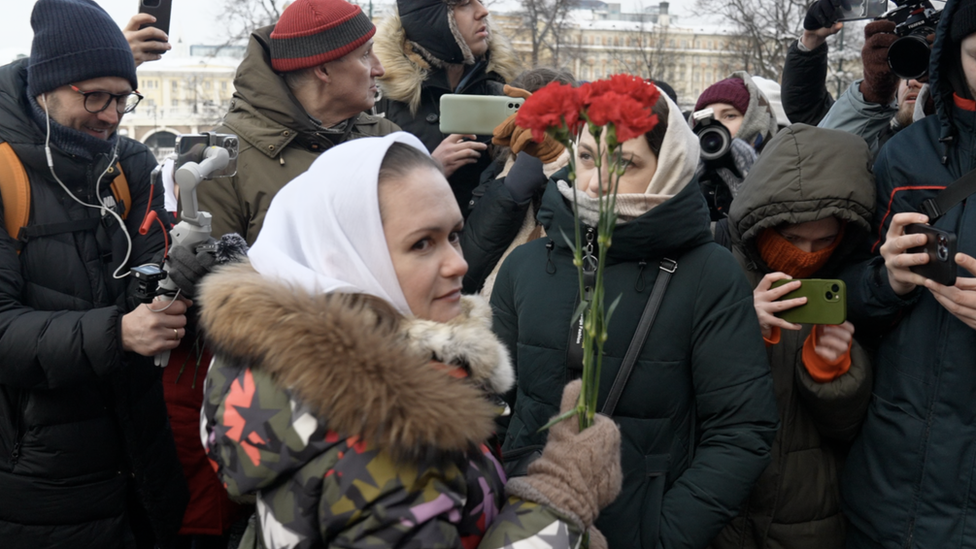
[69,85,144,115]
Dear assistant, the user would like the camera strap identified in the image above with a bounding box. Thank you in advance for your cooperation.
[919,167,976,221]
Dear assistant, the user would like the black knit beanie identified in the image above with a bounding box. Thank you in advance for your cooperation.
[28,0,138,97]
[951,1,976,43]
[397,0,471,65]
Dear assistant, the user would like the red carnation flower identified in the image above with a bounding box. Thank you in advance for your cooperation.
[515,82,583,143]
[587,92,660,143]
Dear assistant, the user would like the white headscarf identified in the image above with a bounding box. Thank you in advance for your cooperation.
[247,132,430,316]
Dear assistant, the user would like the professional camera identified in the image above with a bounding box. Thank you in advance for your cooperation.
[692,108,732,162]
[691,108,738,220]
[884,0,941,80]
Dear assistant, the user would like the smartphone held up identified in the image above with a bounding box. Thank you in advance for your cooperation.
[772,278,847,325]
[138,0,172,55]
[906,223,958,286]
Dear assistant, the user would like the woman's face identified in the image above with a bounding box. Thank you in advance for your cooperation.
[380,166,468,322]
[575,129,659,197]
[703,102,744,138]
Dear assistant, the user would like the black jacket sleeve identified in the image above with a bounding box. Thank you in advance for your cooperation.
[0,143,165,390]
[461,171,533,294]
[782,40,835,126]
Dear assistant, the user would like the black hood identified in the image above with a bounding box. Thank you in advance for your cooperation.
[929,0,971,160]
[397,0,468,65]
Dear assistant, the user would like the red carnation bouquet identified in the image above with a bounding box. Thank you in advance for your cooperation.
[520,75,661,431]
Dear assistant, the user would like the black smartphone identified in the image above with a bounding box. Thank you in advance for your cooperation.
[138,0,172,54]
[905,223,958,286]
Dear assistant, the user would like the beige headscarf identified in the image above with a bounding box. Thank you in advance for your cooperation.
[558,90,700,225]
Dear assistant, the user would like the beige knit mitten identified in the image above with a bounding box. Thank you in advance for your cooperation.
[505,380,623,530]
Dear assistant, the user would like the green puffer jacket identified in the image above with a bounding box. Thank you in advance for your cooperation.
[198,26,399,245]
[713,124,875,548]
[199,262,585,549]
[491,171,779,549]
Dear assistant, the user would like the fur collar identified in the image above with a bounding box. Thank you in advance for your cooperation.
[374,10,522,114]
[199,261,513,460]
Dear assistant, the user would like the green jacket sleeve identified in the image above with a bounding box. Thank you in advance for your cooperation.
[196,171,249,243]
[658,246,779,549]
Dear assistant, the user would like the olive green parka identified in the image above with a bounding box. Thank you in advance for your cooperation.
[713,124,875,548]
[198,26,399,245]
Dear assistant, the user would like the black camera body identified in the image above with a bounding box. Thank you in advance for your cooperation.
[884,0,941,80]
[692,108,738,221]
[692,108,733,162]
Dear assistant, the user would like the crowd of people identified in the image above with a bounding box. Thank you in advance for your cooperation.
[2,0,976,548]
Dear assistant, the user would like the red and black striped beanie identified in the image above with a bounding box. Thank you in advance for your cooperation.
[269,0,376,72]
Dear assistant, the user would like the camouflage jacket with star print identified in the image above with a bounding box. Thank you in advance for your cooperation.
[198,262,584,549]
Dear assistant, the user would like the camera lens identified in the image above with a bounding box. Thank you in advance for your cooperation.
[831,284,840,292]
[697,126,730,161]
[938,244,949,262]
[887,34,932,80]
[825,291,834,300]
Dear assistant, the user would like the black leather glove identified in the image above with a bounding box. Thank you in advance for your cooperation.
[504,153,547,204]
[804,0,851,31]
[166,240,217,298]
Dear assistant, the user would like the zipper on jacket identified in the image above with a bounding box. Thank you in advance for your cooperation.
[582,227,598,296]
[10,391,27,467]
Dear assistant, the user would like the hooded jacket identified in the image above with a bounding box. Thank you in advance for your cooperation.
[711,124,875,549]
[491,103,778,549]
[840,0,976,546]
[0,58,187,548]
[197,26,399,245]
[199,262,587,549]
[373,8,521,211]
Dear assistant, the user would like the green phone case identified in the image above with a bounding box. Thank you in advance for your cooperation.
[770,278,847,325]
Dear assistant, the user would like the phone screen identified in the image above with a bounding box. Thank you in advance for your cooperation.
[837,0,891,21]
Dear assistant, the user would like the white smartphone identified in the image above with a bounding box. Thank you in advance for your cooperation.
[439,94,524,135]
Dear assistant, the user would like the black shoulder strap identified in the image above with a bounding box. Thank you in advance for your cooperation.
[919,167,976,221]
[601,258,677,416]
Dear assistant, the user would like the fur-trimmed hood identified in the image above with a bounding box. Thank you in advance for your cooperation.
[374,9,521,114]
[199,261,513,467]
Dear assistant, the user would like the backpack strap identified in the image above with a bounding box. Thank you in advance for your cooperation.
[0,142,31,249]
[108,165,130,220]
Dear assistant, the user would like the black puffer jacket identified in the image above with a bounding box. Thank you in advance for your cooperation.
[0,59,187,548]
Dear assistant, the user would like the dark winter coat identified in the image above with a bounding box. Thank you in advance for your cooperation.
[373,11,521,213]
[197,26,399,245]
[491,170,779,549]
[712,124,875,549]
[0,58,187,548]
[840,0,976,546]
[199,262,586,549]
[781,40,834,127]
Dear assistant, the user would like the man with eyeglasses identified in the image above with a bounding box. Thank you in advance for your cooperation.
[0,1,188,548]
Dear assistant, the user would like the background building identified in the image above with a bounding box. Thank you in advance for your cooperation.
[121,40,241,161]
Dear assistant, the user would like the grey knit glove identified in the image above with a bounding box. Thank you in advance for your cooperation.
[505,380,623,530]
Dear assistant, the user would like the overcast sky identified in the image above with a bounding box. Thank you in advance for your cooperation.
[0,0,704,62]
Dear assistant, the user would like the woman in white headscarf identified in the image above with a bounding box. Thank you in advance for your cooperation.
[197,132,622,549]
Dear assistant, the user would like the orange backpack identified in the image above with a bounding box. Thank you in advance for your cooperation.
[0,142,130,253]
